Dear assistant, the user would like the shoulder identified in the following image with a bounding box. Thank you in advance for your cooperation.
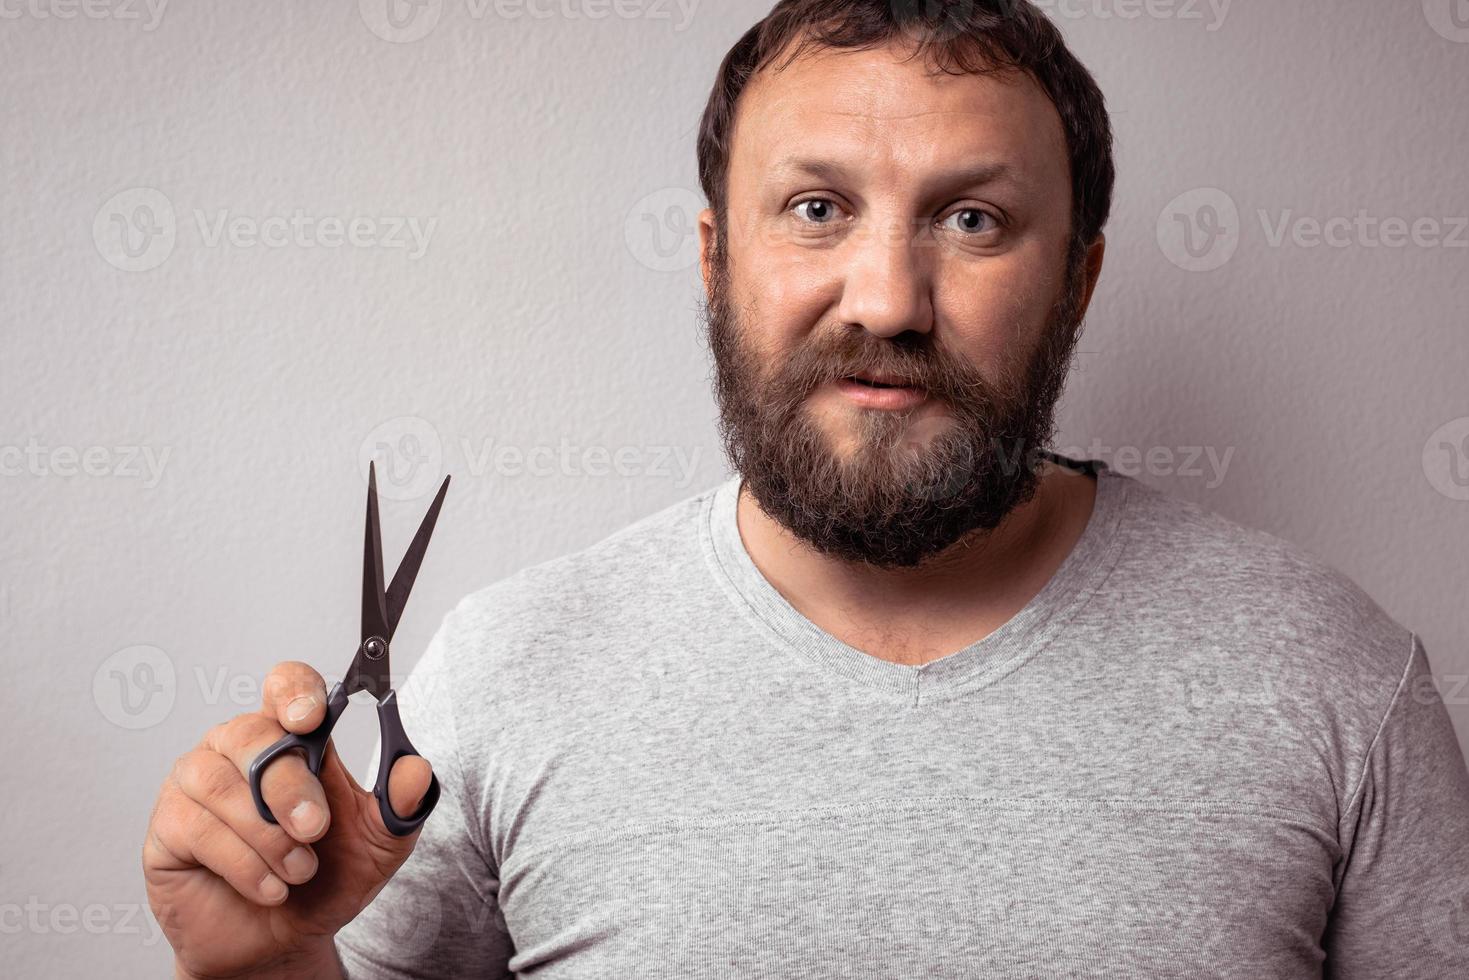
[1105,470,1417,717]
[428,479,728,693]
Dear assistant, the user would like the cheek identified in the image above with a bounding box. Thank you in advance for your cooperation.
[735,246,840,351]
[934,249,1062,369]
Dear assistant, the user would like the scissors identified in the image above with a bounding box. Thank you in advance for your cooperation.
[249,462,449,837]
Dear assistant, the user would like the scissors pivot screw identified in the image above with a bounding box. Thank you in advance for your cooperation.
[363,636,387,661]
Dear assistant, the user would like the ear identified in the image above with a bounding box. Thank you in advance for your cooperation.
[1077,233,1106,319]
[697,206,718,302]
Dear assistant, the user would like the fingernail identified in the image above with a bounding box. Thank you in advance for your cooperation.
[286,696,317,723]
[291,800,326,838]
[283,847,317,883]
[260,872,287,903]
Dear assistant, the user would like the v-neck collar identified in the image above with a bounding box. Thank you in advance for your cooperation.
[699,453,1133,704]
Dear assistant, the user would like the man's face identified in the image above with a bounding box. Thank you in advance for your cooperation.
[700,39,1100,569]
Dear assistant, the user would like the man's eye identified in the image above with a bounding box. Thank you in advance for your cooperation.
[792,198,842,224]
[942,208,1000,235]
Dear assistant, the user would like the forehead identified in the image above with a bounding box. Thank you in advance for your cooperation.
[729,40,1069,195]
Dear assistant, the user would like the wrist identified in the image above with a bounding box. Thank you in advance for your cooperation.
[174,938,343,980]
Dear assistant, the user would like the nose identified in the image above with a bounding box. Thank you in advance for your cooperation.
[834,213,934,339]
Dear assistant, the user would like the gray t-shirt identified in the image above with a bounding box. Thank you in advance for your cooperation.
[334,458,1469,979]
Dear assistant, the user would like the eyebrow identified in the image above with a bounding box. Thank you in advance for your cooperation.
[768,155,1021,193]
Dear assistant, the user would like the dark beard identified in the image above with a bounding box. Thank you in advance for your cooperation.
[702,228,1089,569]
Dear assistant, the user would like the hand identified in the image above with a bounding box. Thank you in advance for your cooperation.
[143,661,435,979]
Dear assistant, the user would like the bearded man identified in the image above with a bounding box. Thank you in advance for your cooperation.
[147,3,1469,978]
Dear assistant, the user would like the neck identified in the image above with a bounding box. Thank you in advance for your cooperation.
[733,460,1097,665]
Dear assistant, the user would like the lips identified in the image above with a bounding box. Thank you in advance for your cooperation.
[848,370,921,390]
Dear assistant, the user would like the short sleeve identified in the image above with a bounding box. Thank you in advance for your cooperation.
[335,606,515,978]
[1323,632,1469,978]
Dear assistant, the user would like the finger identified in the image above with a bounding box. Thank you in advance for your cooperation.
[204,714,331,844]
[147,789,290,907]
[385,755,434,822]
[259,660,330,734]
[315,740,429,849]
[173,749,319,886]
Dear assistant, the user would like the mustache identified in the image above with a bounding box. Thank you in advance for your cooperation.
[775,331,989,403]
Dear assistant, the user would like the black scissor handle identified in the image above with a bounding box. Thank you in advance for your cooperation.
[249,681,351,826]
[372,690,440,837]
[247,681,440,838]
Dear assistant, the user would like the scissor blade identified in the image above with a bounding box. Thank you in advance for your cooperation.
[362,461,392,644]
[384,474,450,639]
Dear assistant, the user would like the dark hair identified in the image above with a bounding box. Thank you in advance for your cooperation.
[696,0,1115,263]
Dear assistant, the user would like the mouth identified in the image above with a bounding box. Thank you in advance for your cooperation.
[846,370,922,390]
[833,371,930,410]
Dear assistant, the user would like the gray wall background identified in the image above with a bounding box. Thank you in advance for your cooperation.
[2,1,1466,974]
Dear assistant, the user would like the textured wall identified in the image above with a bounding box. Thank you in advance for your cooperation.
[1,1,1466,974]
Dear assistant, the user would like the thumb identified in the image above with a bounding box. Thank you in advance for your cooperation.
[384,754,434,824]
[316,742,434,852]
